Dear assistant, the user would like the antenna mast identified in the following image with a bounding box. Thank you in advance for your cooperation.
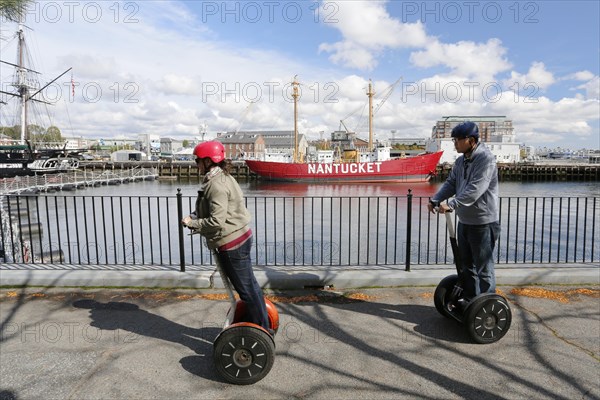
[367,80,374,151]
[292,76,299,163]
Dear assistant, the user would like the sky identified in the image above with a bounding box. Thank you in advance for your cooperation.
[0,0,599,149]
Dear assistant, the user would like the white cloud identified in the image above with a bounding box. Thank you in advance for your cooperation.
[503,62,556,91]
[56,54,117,80]
[574,76,600,100]
[319,41,379,71]
[409,38,512,80]
[154,74,203,96]
[563,70,595,81]
[477,94,599,145]
[318,0,428,70]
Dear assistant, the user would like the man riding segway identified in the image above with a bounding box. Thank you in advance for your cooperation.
[428,121,511,343]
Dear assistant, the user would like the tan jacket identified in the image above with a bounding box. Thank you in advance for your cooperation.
[187,168,251,249]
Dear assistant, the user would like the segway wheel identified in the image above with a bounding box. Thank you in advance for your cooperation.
[213,324,275,385]
[434,274,460,319]
[464,294,512,344]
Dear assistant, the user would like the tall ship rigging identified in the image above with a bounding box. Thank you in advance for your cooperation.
[0,23,80,178]
[245,77,443,183]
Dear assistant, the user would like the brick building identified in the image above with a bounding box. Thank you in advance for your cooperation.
[216,130,308,160]
[216,132,265,160]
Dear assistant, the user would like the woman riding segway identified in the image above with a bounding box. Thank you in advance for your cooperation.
[182,141,278,383]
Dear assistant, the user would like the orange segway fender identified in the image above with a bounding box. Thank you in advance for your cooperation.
[231,298,279,334]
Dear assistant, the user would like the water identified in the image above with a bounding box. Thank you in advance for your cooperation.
[123,179,600,198]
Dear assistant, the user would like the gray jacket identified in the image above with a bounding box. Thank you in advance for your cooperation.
[432,142,499,225]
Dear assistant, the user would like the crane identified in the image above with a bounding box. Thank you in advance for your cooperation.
[233,101,255,135]
[338,77,402,134]
[372,77,402,116]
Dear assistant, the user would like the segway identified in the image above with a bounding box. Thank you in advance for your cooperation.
[212,251,279,384]
[434,211,512,344]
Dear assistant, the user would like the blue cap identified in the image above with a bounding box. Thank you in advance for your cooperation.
[451,121,479,139]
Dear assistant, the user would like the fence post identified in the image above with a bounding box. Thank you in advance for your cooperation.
[176,188,185,272]
[405,189,412,272]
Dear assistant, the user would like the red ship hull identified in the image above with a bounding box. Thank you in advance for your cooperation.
[245,151,443,183]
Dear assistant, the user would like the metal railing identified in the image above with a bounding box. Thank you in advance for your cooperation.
[1,192,598,270]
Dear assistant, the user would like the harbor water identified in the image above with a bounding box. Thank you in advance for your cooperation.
[64,178,599,198]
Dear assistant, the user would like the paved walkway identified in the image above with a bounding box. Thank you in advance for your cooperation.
[0,263,598,289]
[0,285,598,399]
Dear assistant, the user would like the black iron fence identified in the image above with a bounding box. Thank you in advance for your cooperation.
[1,192,598,270]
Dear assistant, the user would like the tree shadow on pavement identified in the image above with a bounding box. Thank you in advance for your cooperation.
[386,303,472,344]
[277,291,594,400]
[0,390,18,400]
[72,299,223,382]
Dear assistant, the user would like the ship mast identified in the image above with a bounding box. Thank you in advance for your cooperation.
[292,76,299,163]
[367,79,374,151]
[0,23,71,144]
[17,24,29,142]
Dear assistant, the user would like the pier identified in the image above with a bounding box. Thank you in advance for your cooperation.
[77,160,600,182]
[0,167,158,195]
[79,161,256,181]
[434,162,599,182]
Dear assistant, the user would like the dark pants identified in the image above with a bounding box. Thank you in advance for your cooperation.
[457,221,501,299]
[216,237,269,331]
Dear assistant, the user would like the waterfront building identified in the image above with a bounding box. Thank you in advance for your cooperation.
[389,137,427,147]
[216,131,265,160]
[216,130,308,161]
[426,116,520,164]
[96,138,138,150]
[110,149,147,162]
[62,136,95,150]
[160,137,185,159]
[260,131,308,161]
[432,116,514,142]
[137,134,161,158]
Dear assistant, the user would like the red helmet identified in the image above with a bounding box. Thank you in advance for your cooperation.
[193,141,225,163]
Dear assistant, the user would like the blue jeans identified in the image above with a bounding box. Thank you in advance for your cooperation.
[216,237,269,331]
[457,221,501,299]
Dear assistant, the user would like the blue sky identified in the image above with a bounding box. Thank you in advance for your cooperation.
[0,0,598,149]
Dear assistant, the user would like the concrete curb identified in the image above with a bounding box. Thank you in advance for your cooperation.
[1,266,598,289]
[0,270,213,288]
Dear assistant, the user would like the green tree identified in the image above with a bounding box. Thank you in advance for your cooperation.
[182,139,189,148]
[28,124,44,136]
[45,125,63,142]
[0,125,20,139]
[0,0,32,22]
[26,125,64,144]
